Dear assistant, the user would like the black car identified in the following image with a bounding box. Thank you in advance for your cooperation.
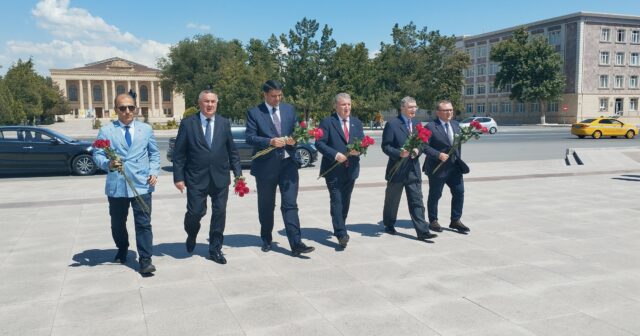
[0,126,98,176]
[167,126,318,168]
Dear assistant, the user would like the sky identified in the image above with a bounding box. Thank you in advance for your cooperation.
[0,0,638,76]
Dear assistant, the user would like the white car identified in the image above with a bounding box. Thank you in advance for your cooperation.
[459,117,498,134]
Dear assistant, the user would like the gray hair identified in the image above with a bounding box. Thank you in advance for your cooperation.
[334,93,351,105]
[198,90,218,102]
[400,96,416,108]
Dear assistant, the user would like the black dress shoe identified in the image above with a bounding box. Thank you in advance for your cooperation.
[429,220,443,232]
[338,234,350,248]
[417,233,438,240]
[384,226,397,235]
[139,259,156,274]
[450,220,470,232]
[292,243,315,257]
[261,242,272,252]
[114,249,127,264]
[186,236,196,253]
[210,250,227,264]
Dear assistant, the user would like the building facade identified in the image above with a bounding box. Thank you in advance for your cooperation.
[458,12,640,124]
[50,57,185,123]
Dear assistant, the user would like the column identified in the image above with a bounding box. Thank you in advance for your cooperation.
[150,81,156,117]
[111,80,116,118]
[158,85,163,113]
[135,80,140,107]
[103,80,109,111]
[127,80,131,93]
[87,79,93,111]
[78,79,85,113]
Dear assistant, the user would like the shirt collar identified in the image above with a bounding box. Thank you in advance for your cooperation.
[200,112,214,123]
[265,102,279,113]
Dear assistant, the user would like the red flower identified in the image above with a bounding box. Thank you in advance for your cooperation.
[470,120,483,130]
[361,135,375,148]
[92,139,111,149]
[481,127,488,133]
[299,121,307,129]
[308,127,324,141]
[234,176,249,197]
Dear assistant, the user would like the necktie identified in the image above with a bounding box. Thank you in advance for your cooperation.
[408,119,413,133]
[445,122,454,144]
[124,125,132,147]
[205,118,212,148]
[272,107,281,136]
[342,119,349,142]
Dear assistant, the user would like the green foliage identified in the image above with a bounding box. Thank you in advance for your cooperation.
[183,106,198,118]
[490,27,565,123]
[0,79,23,125]
[93,118,102,129]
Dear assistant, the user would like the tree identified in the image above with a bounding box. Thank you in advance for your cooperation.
[41,77,70,124]
[3,59,43,124]
[0,78,23,125]
[490,27,565,124]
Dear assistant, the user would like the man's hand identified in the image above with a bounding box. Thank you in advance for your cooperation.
[411,148,420,159]
[335,152,348,163]
[285,137,296,146]
[349,149,360,157]
[109,158,122,171]
[438,152,449,162]
[400,149,410,158]
[270,137,286,148]
[174,181,186,193]
[147,175,157,187]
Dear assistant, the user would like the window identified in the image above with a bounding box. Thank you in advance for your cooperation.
[489,102,498,113]
[140,85,148,102]
[477,84,486,94]
[548,30,561,45]
[614,75,624,88]
[116,85,126,95]
[547,101,558,112]
[489,85,498,94]
[164,108,173,117]
[600,51,610,65]
[68,84,78,101]
[631,53,639,66]
[162,87,171,102]
[630,98,638,111]
[465,67,475,77]
[632,30,640,43]
[466,47,475,58]
[601,28,611,41]
[465,85,474,96]
[616,52,625,65]
[466,104,474,113]
[489,63,499,75]
[531,102,540,112]
[477,64,486,76]
[478,46,487,58]
[477,103,485,114]
[630,76,638,88]
[599,75,609,88]
[516,102,525,113]
[501,102,511,113]
[617,29,626,42]
[92,85,102,102]
[599,98,608,111]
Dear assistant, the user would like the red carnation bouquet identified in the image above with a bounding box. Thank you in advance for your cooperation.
[432,120,487,174]
[318,135,375,179]
[92,139,150,214]
[251,121,323,160]
[233,176,250,197]
[387,123,432,180]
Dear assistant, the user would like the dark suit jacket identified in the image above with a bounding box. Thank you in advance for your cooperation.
[382,116,422,183]
[315,113,365,181]
[423,119,467,178]
[172,113,242,189]
[245,102,298,179]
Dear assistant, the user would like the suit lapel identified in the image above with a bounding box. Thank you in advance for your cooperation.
[398,116,410,137]
[332,113,348,144]
[112,121,129,153]
[259,103,279,136]
[192,114,208,148]
[211,114,224,151]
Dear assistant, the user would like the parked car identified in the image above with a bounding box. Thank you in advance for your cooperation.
[167,126,318,168]
[571,117,638,139]
[459,117,498,134]
[0,126,97,176]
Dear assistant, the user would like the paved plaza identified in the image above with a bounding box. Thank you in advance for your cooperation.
[1,146,640,335]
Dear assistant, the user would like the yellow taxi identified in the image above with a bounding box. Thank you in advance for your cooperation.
[571,117,638,139]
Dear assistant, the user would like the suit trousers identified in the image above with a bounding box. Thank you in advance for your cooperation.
[255,158,301,249]
[427,168,465,222]
[108,193,153,260]
[184,182,229,253]
[382,180,431,235]
[325,173,355,239]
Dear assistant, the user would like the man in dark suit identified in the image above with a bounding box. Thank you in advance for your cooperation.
[173,90,243,264]
[382,96,437,240]
[315,93,365,248]
[423,100,470,233]
[245,80,315,257]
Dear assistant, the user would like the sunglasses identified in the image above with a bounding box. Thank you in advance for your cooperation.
[118,105,136,112]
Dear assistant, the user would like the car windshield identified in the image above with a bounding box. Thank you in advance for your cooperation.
[461,118,475,123]
[579,119,596,123]
[43,129,78,142]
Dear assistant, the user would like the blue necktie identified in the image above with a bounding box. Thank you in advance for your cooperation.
[124,125,132,147]
[205,118,212,148]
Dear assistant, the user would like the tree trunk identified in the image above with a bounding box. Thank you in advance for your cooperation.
[539,100,546,124]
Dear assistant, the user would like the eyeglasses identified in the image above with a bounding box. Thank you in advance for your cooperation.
[117,105,136,112]
[438,109,454,112]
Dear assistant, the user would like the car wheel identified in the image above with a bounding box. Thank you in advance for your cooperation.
[489,127,497,134]
[625,130,635,139]
[72,154,97,175]
[296,148,311,168]
[578,135,585,139]
[592,130,602,139]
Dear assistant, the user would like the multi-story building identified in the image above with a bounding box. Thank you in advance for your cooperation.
[458,12,640,124]
[50,57,185,123]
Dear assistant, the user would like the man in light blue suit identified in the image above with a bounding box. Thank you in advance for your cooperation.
[93,93,160,274]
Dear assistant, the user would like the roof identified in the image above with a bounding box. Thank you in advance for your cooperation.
[50,57,159,74]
